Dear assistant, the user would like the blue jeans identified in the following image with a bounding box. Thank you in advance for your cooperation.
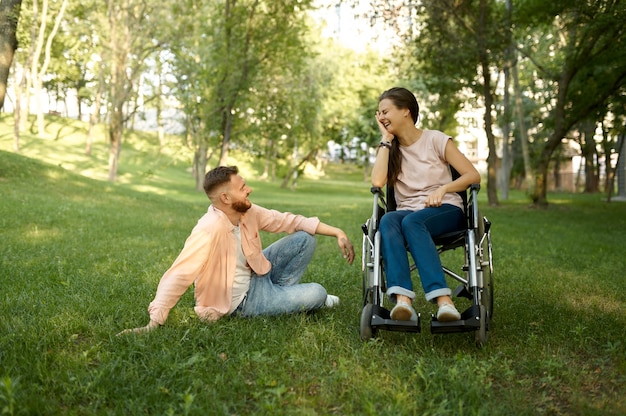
[236,231,327,317]
[380,204,465,303]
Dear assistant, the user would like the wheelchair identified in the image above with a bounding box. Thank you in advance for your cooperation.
[360,176,493,347]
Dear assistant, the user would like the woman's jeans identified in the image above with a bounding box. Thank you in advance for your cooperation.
[237,231,327,317]
[380,204,465,303]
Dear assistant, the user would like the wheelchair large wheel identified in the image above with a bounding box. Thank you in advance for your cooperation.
[361,222,374,307]
[475,304,488,347]
[478,213,494,319]
[360,303,376,340]
[475,213,493,347]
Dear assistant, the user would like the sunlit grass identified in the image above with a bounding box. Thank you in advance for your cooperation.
[0,115,625,415]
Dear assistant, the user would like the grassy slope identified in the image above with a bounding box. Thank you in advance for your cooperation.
[0,116,625,415]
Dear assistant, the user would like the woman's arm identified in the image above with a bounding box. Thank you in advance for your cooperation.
[371,111,394,188]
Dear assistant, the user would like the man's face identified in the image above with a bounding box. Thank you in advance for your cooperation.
[227,174,252,213]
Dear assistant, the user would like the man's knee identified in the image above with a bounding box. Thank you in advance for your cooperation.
[292,231,316,254]
[309,283,328,306]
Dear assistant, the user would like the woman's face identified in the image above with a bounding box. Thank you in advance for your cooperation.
[377,98,410,135]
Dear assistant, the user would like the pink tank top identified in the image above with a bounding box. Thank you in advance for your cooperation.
[394,129,463,211]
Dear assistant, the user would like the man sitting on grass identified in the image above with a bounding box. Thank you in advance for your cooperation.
[119,165,355,334]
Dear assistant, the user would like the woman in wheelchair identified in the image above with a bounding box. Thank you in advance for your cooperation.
[371,87,481,323]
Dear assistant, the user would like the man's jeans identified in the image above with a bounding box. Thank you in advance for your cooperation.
[237,231,327,317]
[380,204,465,303]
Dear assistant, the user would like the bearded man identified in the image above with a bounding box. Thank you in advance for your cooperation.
[120,165,354,334]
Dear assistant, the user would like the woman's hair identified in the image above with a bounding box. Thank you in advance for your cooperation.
[378,87,420,188]
[203,165,239,199]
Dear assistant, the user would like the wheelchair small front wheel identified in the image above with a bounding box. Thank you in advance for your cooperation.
[360,303,376,341]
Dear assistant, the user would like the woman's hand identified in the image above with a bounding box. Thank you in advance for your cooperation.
[375,111,394,142]
[425,186,448,207]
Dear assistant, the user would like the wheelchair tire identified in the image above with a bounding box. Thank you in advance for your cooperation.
[478,212,494,319]
[361,224,373,307]
[484,265,494,320]
[475,304,488,347]
[360,303,376,341]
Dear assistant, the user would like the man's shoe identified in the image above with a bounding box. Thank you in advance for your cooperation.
[325,295,340,308]
[390,301,417,321]
[436,303,461,322]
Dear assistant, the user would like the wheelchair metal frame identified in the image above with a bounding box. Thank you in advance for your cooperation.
[360,183,493,347]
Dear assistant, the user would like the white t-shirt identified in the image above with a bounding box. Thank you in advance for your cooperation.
[229,226,252,313]
[394,129,463,211]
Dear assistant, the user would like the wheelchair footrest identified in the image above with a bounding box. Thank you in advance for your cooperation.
[371,304,421,333]
[430,304,481,334]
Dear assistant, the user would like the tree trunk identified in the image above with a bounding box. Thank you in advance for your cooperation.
[0,0,22,111]
[261,139,275,180]
[281,148,317,189]
[512,58,534,195]
[29,0,67,137]
[156,57,165,150]
[532,136,563,206]
[86,61,104,156]
[12,60,22,151]
[607,133,624,202]
[553,148,562,191]
[478,0,499,206]
[108,108,123,181]
[530,46,576,206]
[193,142,208,192]
[218,109,234,166]
[500,57,512,200]
[580,119,599,193]
[20,0,39,132]
[500,0,515,200]
[106,0,129,182]
[30,0,47,136]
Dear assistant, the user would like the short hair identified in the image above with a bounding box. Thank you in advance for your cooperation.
[203,165,238,199]
[379,87,420,124]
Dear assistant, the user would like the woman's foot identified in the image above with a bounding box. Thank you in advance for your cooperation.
[390,300,417,321]
[436,303,461,321]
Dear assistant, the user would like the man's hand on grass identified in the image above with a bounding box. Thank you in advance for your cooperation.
[116,320,160,336]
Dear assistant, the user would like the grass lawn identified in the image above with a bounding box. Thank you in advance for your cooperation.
[1,116,625,415]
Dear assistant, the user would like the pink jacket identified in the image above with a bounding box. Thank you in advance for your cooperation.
[148,204,320,324]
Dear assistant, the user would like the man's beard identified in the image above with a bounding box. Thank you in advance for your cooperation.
[232,199,251,213]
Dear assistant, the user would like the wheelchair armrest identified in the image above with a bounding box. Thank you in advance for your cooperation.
[370,186,383,195]
[470,183,481,192]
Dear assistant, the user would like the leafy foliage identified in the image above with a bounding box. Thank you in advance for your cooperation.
[0,121,625,414]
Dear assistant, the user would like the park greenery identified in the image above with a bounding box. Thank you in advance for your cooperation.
[0,118,625,414]
[0,0,625,206]
[0,1,626,412]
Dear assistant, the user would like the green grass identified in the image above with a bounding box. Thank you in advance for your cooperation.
[1,116,625,415]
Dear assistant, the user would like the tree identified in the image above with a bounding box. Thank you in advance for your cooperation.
[403,0,507,206]
[171,0,317,189]
[517,0,626,206]
[32,0,68,136]
[0,0,22,111]
[15,0,68,137]
[104,0,165,181]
